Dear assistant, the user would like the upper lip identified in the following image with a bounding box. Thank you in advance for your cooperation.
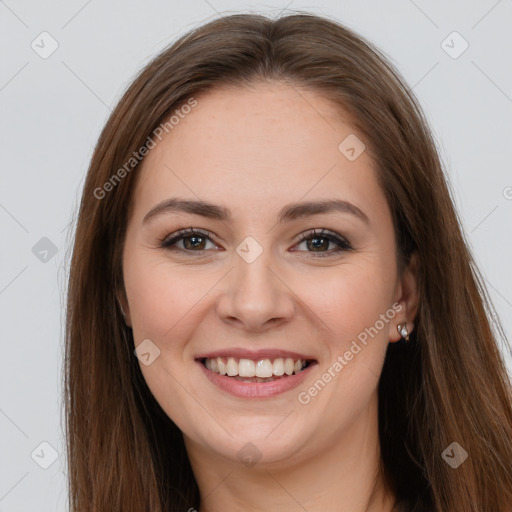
[195,348,317,361]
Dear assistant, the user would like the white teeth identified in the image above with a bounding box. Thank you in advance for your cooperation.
[284,357,294,376]
[272,358,285,376]
[226,357,238,376]
[255,359,273,378]
[217,358,227,375]
[203,356,309,378]
[239,358,256,377]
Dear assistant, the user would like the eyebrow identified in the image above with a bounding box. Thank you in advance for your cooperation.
[142,198,371,226]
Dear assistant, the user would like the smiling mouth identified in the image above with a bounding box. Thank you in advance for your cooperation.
[198,356,317,383]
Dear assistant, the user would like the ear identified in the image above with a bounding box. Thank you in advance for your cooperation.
[388,251,420,343]
[116,288,132,328]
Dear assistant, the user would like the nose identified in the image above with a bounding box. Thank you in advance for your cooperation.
[216,247,295,333]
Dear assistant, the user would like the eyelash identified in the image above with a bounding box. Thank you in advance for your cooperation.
[160,227,352,258]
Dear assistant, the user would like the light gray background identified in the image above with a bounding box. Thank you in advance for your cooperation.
[1,1,511,510]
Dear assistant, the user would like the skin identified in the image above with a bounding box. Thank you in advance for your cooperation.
[119,82,419,512]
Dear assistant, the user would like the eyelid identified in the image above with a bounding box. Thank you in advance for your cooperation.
[295,228,350,246]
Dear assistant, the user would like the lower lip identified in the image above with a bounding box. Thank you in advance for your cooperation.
[196,360,317,399]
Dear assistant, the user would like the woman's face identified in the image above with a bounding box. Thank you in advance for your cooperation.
[120,82,417,467]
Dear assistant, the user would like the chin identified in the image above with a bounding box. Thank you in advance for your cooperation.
[194,421,311,467]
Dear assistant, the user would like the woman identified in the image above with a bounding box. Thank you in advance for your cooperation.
[64,12,512,512]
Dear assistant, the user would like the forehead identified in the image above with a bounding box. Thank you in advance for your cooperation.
[131,82,385,224]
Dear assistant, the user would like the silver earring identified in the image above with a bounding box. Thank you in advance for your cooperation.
[397,323,410,342]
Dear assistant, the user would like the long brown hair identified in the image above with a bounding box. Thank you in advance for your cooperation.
[64,12,512,511]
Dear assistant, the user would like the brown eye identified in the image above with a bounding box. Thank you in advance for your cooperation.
[182,234,207,250]
[295,229,352,257]
[161,228,217,253]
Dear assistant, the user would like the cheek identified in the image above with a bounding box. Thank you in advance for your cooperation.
[291,274,393,418]
[292,258,395,346]
[123,254,213,430]
[120,222,192,379]
[124,252,213,344]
